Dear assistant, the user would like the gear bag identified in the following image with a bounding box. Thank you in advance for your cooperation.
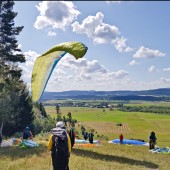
[52,128,69,170]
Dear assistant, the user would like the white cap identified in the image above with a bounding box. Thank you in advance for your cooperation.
[56,121,65,128]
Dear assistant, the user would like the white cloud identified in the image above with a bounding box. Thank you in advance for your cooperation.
[58,55,108,74]
[18,44,22,49]
[113,37,133,52]
[160,77,170,83]
[20,50,131,92]
[107,70,128,79]
[20,50,40,88]
[72,12,132,52]
[34,1,80,30]
[129,60,138,66]
[76,73,92,81]
[83,60,107,74]
[72,12,120,44]
[163,68,170,71]
[148,65,157,72]
[19,50,170,92]
[105,1,121,4]
[133,46,166,59]
[48,31,57,36]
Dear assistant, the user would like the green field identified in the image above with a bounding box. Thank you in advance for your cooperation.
[46,106,170,147]
[1,104,170,170]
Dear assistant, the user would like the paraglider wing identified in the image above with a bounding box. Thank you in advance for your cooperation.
[31,42,88,102]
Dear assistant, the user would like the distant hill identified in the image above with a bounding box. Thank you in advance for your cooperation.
[40,88,170,101]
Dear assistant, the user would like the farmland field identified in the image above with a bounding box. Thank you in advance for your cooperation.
[45,104,170,147]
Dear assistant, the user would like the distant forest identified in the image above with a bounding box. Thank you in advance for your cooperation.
[119,105,170,115]
[41,88,170,101]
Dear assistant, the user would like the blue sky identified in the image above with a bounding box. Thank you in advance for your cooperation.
[14,1,170,92]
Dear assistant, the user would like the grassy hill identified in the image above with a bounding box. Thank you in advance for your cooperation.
[46,106,170,146]
[1,104,170,170]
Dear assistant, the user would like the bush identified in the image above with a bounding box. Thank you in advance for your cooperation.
[32,115,56,135]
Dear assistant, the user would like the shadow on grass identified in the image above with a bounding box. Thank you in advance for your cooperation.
[72,148,159,169]
[0,144,47,160]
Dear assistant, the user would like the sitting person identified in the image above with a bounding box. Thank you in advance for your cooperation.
[23,127,33,140]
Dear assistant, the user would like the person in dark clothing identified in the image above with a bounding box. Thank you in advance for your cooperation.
[69,127,75,148]
[83,131,89,140]
[119,133,123,144]
[89,132,94,144]
[149,131,157,150]
[23,127,33,140]
[0,129,2,146]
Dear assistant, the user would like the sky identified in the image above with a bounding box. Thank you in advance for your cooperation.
[13,1,170,92]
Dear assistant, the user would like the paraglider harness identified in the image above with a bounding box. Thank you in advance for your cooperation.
[51,128,69,170]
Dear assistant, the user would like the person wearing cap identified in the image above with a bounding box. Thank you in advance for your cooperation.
[48,121,71,170]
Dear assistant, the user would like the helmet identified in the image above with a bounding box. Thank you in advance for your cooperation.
[56,121,65,128]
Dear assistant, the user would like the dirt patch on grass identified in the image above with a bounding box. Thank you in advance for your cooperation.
[82,122,131,134]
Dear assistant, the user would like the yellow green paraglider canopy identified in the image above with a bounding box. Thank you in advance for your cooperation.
[31,41,88,102]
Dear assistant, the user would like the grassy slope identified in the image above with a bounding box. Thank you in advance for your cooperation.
[1,142,170,170]
[47,106,170,146]
[1,104,170,170]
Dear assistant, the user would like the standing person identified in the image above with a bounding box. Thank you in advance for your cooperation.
[89,132,94,144]
[23,127,33,140]
[69,127,75,148]
[149,131,157,150]
[0,129,2,147]
[119,133,124,144]
[0,123,3,147]
[48,121,71,170]
[83,131,89,140]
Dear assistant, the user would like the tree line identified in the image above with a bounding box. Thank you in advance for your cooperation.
[119,105,170,115]
[0,1,54,137]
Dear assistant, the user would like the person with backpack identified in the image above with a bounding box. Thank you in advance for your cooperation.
[69,127,75,148]
[48,121,71,170]
[22,127,33,140]
[149,131,157,150]
[89,131,94,144]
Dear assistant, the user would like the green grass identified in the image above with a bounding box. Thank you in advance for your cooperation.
[46,106,170,147]
[1,104,170,170]
[1,142,170,170]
